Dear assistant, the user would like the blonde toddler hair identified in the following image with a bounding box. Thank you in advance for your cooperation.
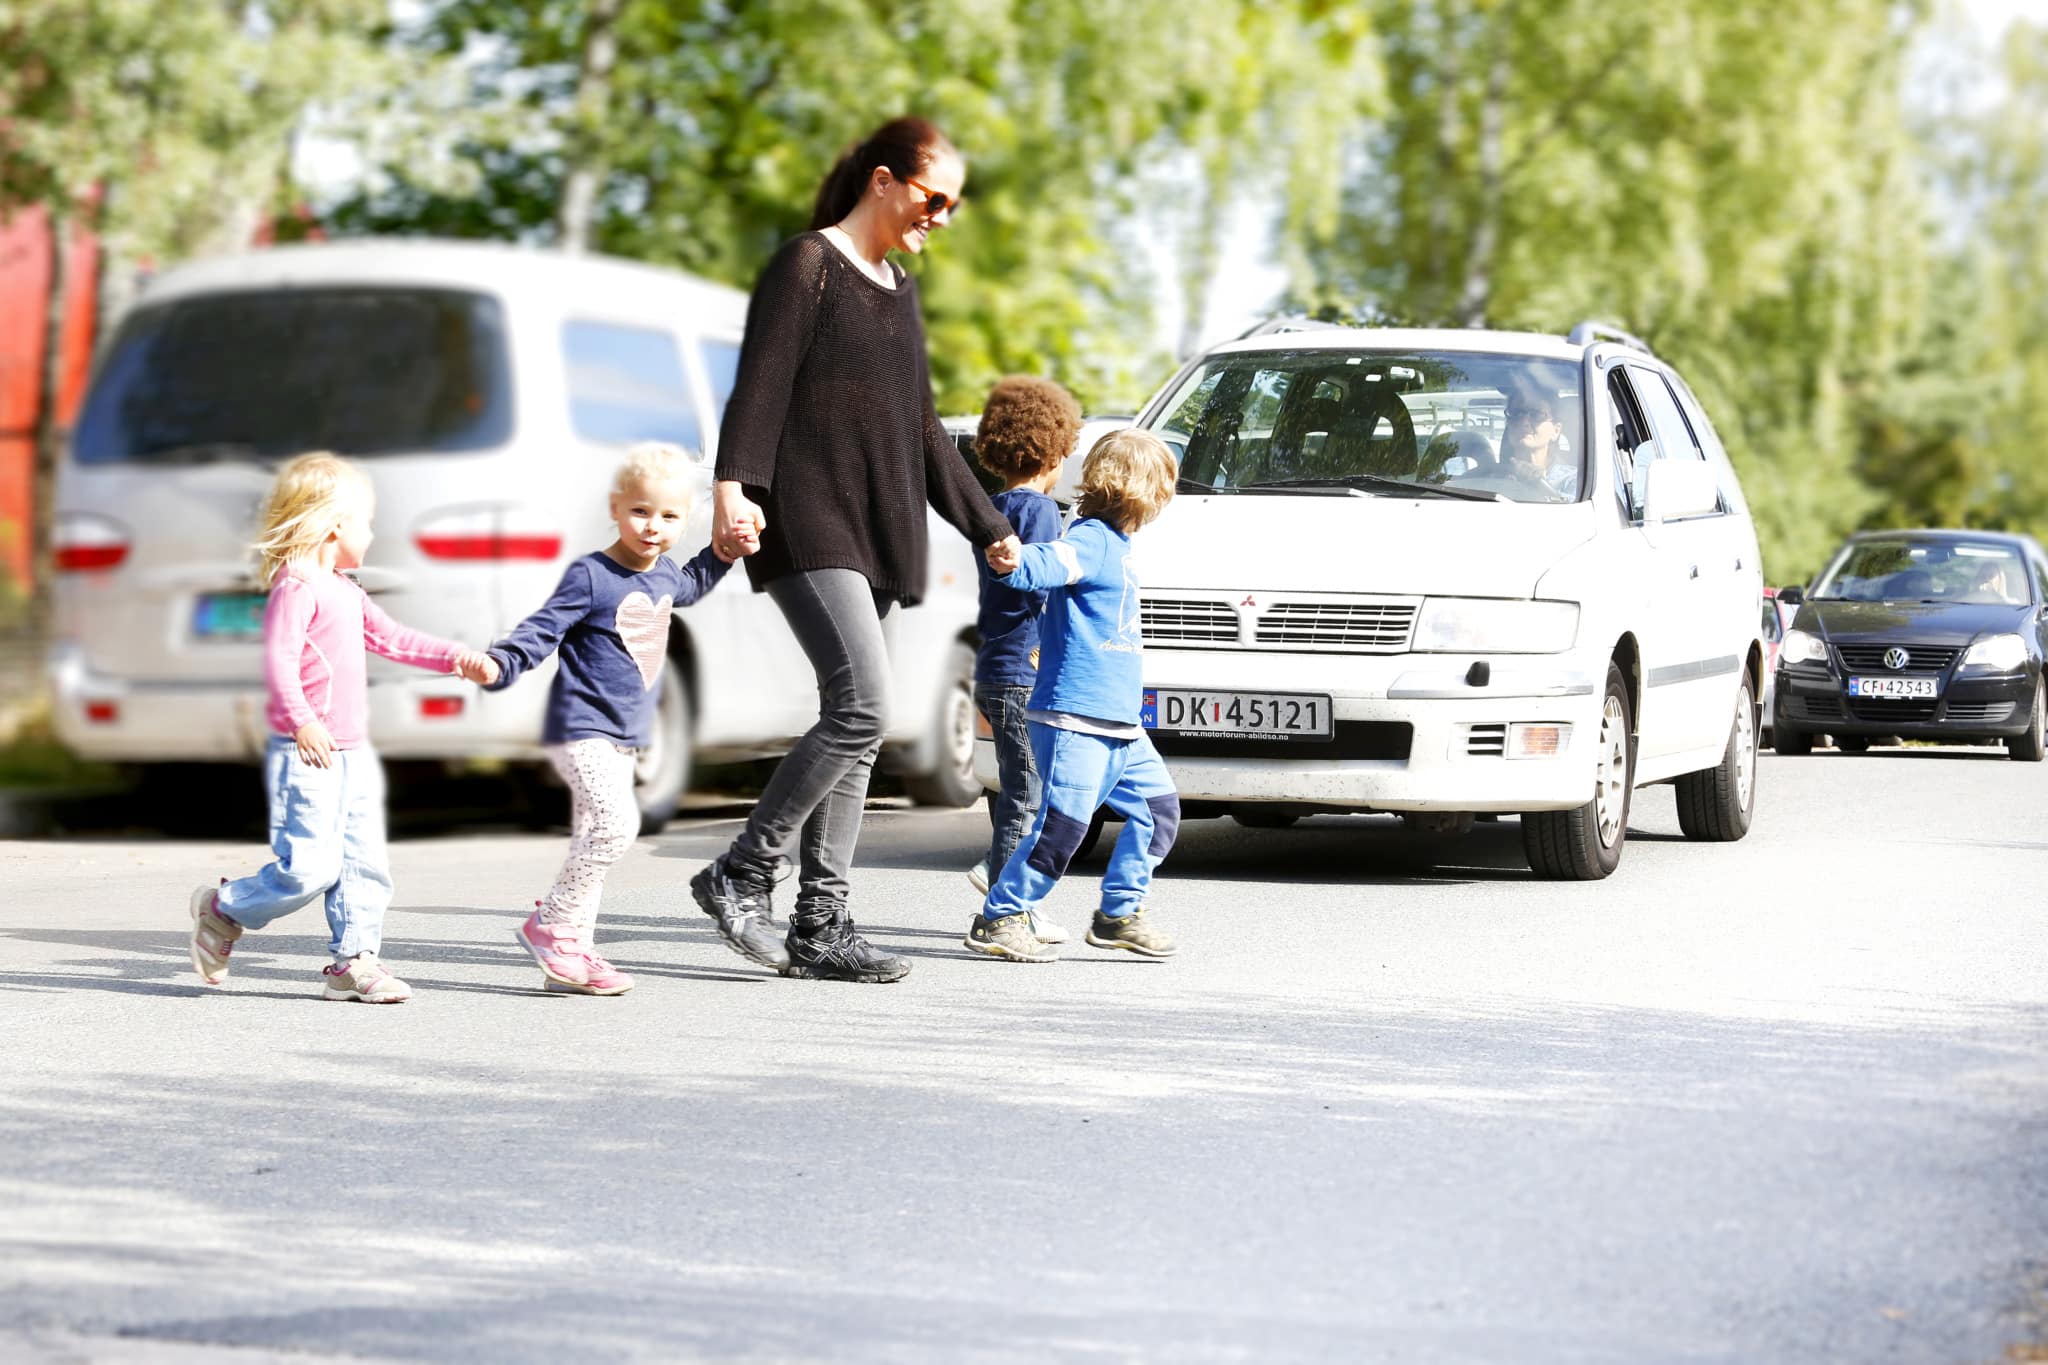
[1075,429,1176,533]
[252,452,371,588]
[614,441,693,497]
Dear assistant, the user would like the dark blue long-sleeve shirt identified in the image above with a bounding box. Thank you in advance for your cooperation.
[485,546,727,747]
[974,487,1063,687]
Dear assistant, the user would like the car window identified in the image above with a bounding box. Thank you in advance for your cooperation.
[699,338,741,427]
[74,288,513,462]
[1813,538,2029,604]
[1606,367,1655,521]
[1157,348,1583,505]
[1617,364,1715,519]
[562,320,701,451]
[1760,598,1782,642]
[1667,370,1745,517]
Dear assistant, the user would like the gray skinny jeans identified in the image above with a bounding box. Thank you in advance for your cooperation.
[727,568,893,919]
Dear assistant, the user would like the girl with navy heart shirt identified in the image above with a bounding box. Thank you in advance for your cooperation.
[479,443,739,995]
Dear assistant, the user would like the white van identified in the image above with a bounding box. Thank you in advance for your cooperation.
[47,240,983,828]
[979,321,1764,879]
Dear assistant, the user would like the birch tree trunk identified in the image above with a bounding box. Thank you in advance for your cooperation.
[557,0,621,253]
[31,211,69,616]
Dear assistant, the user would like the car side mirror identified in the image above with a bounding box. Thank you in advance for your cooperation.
[1642,458,1719,524]
[1778,586,1804,606]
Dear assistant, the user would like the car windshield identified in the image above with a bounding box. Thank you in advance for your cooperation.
[73,288,513,464]
[1812,539,2032,605]
[1149,348,1584,505]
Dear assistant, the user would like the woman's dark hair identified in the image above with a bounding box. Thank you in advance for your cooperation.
[809,117,956,230]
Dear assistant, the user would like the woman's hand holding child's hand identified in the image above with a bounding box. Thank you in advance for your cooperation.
[293,721,336,769]
[453,650,500,686]
[985,535,1022,575]
[713,480,767,561]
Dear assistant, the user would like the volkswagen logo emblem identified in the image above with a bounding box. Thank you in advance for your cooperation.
[1884,647,1911,670]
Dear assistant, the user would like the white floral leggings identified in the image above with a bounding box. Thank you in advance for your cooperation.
[539,738,639,934]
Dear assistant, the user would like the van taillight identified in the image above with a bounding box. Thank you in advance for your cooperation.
[54,515,130,572]
[413,510,561,561]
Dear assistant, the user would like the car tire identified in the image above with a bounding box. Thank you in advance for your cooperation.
[1233,808,1299,829]
[902,642,981,808]
[1835,736,1870,754]
[1773,725,1814,756]
[633,654,692,834]
[1522,661,1633,881]
[1675,675,1757,842]
[2007,688,2045,762]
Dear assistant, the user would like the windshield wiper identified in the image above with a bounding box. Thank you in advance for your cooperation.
[1242,475,1505,503]
[135,441,272,467]
[1175,475,1241,495]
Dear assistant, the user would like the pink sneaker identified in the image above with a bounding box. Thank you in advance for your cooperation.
[515,908,590,988]
[543,949,634,996]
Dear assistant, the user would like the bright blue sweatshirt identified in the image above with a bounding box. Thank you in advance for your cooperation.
[485,546,727,747]
[1000,517,1144,725]
[973,487,1063,687]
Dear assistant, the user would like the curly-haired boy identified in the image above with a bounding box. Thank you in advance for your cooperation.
[965,375,1082,944]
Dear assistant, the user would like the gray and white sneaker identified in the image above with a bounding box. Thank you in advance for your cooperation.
[967,860,991,896]
[969,861,1070,943]
[691,858,790,971]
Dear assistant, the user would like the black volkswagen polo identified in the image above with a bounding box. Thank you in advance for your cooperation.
[1771,529,2048,759]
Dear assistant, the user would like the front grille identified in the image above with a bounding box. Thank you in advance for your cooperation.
[1253,601,1416,651]
[1798,695,1844,720]
[1847,698,1936,722]
[1464,722,1506,757]
[1150,721,1412,761]
[1141,598,1237,645]
[1836,643,1958,674]
[1945,700,2016,724]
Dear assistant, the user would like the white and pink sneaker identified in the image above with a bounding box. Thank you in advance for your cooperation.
[544,948,634,997]
[515,908,591,988]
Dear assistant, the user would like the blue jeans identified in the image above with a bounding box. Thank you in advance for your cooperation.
[216,735,393,962]
[974,682,1040,879]
[983,723,1179,921]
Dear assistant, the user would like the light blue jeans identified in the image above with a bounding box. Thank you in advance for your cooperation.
[983,723,1180,922]
[215,735,393,962]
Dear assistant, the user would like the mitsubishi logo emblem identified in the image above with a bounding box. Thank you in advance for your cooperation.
[1884,647,1910,670]
[1239,594,1257,609]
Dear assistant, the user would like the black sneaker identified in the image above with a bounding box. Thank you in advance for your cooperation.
[691,858,790,971]
[784,913,911,983]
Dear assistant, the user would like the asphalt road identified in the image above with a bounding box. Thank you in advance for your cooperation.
[2,747,2044,1363]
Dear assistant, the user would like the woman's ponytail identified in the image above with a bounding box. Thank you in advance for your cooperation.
[807,117,956,231]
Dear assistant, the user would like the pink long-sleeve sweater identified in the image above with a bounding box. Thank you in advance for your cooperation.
[264,567,463,749]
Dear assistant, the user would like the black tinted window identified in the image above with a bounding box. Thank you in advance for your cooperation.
[562,320,700,451]
[74,288,512,463]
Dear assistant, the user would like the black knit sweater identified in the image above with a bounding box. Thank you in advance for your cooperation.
[714,232,1013,607]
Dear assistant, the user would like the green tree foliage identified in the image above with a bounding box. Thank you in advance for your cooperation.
[1292,0,1961,581]
[325,0,1379,413]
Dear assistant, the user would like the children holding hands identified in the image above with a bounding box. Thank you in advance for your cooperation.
[966,429,1183,963]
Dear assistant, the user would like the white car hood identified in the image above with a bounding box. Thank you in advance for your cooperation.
[1132,494,1599,599]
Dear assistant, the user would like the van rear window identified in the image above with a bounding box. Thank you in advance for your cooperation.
[73,288,512,463]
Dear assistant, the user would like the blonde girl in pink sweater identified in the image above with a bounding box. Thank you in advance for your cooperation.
[187,453,495,1002]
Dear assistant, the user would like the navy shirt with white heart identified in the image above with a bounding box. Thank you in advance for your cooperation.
[484,546,728,748]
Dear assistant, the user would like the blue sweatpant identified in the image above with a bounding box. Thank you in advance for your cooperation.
[983,722,1179,922]
[215,734,394,963]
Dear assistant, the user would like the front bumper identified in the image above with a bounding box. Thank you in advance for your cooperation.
[47,643,553,763]
[1772,664,2037,738]
[974,648,1605,813]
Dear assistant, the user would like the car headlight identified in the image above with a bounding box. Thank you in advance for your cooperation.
[1412,598,1579,654]
[1961,632,2028,673]
[1780,628,1829,666]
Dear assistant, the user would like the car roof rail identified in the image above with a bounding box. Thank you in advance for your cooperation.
[1237,314,1350,339]
[1566,319,1655,355]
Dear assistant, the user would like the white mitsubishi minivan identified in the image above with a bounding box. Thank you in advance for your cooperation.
[1107,320,1763,879]
[47,240,984,829]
